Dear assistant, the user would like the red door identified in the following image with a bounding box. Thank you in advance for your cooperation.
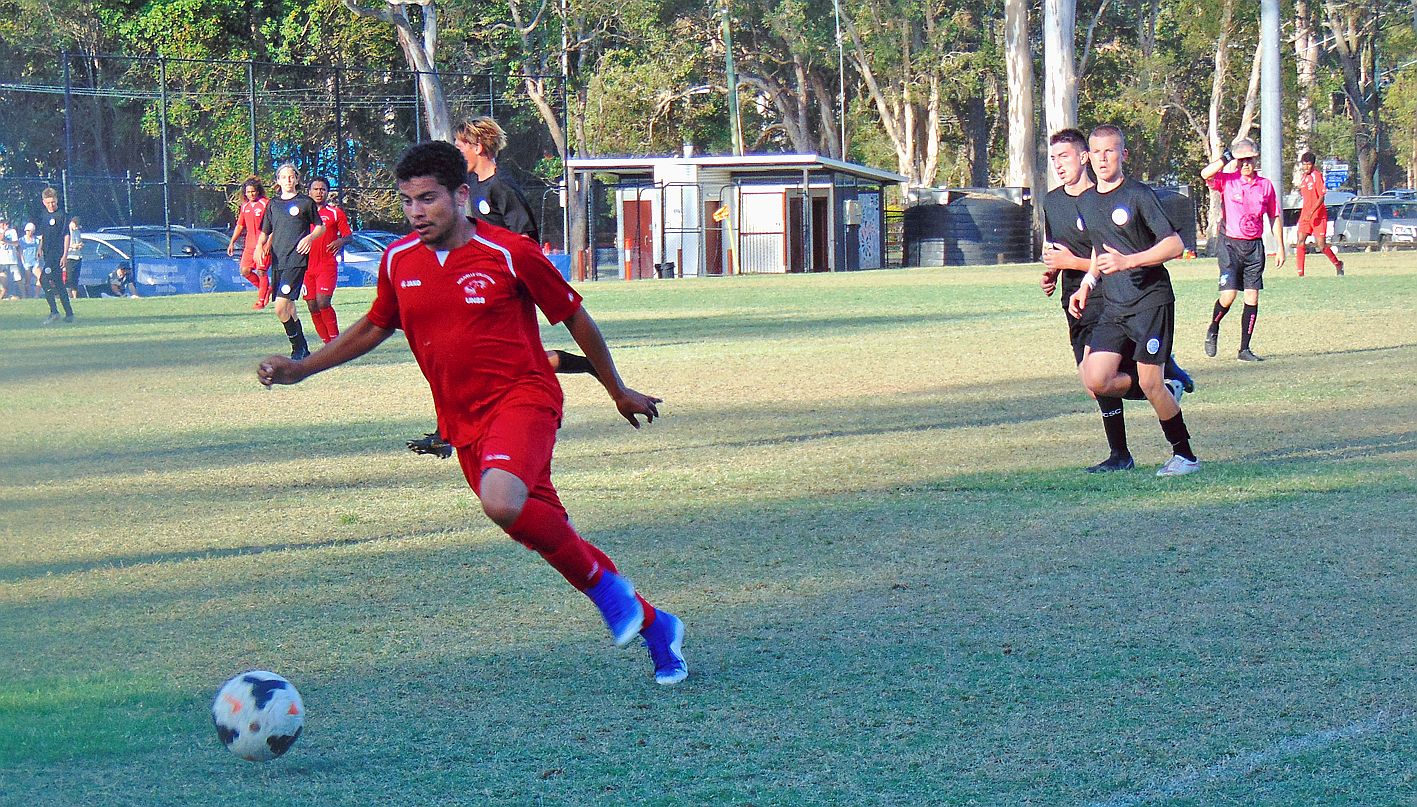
[622,200,655,279]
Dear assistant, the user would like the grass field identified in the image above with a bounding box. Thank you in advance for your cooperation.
[1,256,1414,806]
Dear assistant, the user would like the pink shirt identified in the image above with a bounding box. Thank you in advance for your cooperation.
[1208,171,1278,240]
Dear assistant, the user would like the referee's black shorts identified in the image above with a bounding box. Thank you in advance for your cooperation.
[1218,234,1265,292]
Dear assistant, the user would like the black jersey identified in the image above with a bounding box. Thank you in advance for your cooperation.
[1042,185,1093,305]
[468,171,540,243]
[1076,176,1176,314]
[36,208,66,266]
[260,193,322,271]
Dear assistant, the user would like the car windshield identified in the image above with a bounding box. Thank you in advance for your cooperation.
[187,230,230,252]
[348,234,386,252]
[1379,203,1417,220]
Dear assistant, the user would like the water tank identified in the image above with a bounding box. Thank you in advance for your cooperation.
[904,190,1034,267]
[1155,185,1197,253]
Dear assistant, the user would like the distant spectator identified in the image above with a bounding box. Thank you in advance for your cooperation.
[35,188,75,324]
[104,265,139,298]
[64,217,84,298]
[19,223,39,298]
[0,217,19,299]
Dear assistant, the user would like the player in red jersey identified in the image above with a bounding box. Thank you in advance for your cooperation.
[304,177,353,343]
[227,177,273,309]
[1294,152,1344,277]
[257,142,688,685]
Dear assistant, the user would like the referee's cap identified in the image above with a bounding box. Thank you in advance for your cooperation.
[1230,138,1259,159]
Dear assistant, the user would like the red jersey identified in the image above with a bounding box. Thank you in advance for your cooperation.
[308,204,352,273]
[366,220,584,447]
[1298,169,1326,218]
[237,197,269,258]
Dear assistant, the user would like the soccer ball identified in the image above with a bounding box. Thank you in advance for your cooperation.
[211,670,305,761]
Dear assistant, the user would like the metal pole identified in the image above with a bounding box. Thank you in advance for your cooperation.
[489,74,496,118]
[721,0,743,156]
[62,52,74,212]
[831,0,846,157]
[159,56,172,251]
[1260,0,1283,205]
[333,63,345,189]
[248,59,259,175]
[413,70,422,139]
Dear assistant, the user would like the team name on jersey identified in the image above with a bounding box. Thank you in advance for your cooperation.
[457,271,496,305]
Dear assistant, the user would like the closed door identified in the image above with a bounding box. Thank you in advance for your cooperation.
[623,199,654,278]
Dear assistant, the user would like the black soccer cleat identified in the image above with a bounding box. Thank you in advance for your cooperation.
[1085,454,1136,473]
[1203,330,1218,358]
[290,345,311,361]
[406,432,453,459]
[1237,348,1264,362]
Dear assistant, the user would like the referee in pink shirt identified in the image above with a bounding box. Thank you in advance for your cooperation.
[1200,138,1285,362]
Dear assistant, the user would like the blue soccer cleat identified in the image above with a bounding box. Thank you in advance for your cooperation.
[1165,354,1195,393]
[585,570,645,646]
[642,609,688,685]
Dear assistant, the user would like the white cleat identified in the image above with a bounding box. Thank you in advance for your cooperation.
[1156,455,1201,477]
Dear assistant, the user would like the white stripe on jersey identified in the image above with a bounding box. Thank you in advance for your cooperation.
[472,233,517,278]
[380,238,421,283]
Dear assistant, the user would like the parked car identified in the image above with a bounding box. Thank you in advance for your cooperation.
[335,231,402,286]
[1282,190,1354,247]
[79,233,249,296]
[353,229,404,248]
[1331,197,1417,250]
[99,225,230,258]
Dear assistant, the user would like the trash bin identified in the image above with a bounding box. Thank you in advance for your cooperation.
[654,262,675,279]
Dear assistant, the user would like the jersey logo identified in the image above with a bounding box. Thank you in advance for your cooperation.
[478,199,492,216]
[400,279,421,288]
[1111,207,1130,226]
[458,271,495,305]
[484,453,511,462]
[288,204,301,216]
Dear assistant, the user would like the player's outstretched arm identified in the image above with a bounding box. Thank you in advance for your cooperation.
[258,315,394,388]
[562,306,662,428]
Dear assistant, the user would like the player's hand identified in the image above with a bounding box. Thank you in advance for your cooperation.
[1096,244,1132,274]
[257,355,309,388]
[1040,267,1059,296]
[1273,247,1286,269]
[227,242,236,257]
[295,236,312,255]
[1068,285,1089,318]
[612,387,662,429]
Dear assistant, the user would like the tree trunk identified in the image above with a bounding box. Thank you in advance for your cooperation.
[1206,0,1235,244]
[1294,0,1318,157]
[1325,0,1379,195]
[1043,0,1077,189]
[1004,0,1036,191]
[340,0,452,142]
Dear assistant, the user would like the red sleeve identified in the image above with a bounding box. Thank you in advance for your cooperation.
[366,245,402,330]
[512,237,581,325]
[337,208,352,239]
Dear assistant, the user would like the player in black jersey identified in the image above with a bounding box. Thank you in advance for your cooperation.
[1068,125,1201,477]
[1041,129,1192,473]
[257,164,326,360]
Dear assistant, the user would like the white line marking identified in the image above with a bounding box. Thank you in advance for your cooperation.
[1087,709,1413,807]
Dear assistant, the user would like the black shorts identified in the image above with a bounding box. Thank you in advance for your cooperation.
[1066,297,1104,365]
[270,261,307,302]
[1087,302,1174,366]
[64,260,81,290]
[1218,235,1265,291]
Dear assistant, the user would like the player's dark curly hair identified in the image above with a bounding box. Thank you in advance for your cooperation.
[1049,128,1088,152]
[395,141,467,195]
[309,176,331,189]
[241,176,265,198]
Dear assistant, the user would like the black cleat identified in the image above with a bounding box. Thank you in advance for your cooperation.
[1237,348,1264,362]
[406,432,453,459]
[290,346,311,361]
[1086,454,1136,473]
[1203,330,1218,358]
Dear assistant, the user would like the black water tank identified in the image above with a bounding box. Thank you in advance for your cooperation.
[1154,186,1198,253]
[904,191,1034,266]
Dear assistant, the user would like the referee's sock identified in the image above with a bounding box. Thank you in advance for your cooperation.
[1159,412,1196,461]
[1208,300,1230,334]
[282,315,308,354]
[552,349,600,379]
[1098,396,1129,457]
[1239,303,1258,351]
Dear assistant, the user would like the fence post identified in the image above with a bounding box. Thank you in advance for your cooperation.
[159,56,171,250]
[248,59,259,175]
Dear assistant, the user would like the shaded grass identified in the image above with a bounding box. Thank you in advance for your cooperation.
[1,257,1414,805]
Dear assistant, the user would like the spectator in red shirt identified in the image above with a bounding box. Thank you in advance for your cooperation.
[1200,138,1285,362]
[304,177,353,343]
[257,141,688,686]
[1294,152,1344,277]
[227,177,273,309]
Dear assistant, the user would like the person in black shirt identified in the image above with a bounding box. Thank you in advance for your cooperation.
[36,188,75,324]
[1068,125,1200,477]
[257,163,325,360]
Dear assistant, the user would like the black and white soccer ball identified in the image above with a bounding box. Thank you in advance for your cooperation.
[211,670,305,761]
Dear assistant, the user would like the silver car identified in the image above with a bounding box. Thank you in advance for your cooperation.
[1332,197,1417,251]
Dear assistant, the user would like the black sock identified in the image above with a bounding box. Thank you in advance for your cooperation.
[1098,396,1129,458]
[552,349,599,378]
[1239,303,1258,350]
[1121,363,1146,401]
[283,316,308,352]
[44,289,59,314]
[1159,412,1196,461]
[1209,300,1229,334]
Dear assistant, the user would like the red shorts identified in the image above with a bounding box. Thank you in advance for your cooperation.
[302,263,337,299]
[1296,208,1328,237]
[239,249,270,272]
[455,403,564,511]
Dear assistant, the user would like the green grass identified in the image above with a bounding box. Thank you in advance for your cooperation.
[1,257,1414,806]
